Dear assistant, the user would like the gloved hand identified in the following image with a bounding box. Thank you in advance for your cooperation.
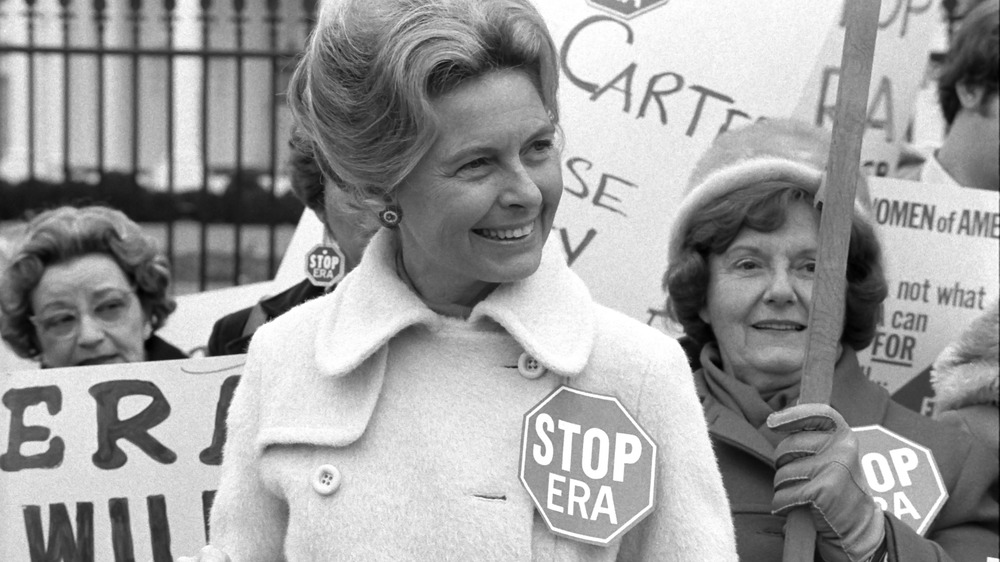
[177,545,231,562]
[767,403,886,562]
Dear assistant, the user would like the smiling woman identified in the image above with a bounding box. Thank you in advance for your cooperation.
[663,118,999,561]
[180,0,738,560]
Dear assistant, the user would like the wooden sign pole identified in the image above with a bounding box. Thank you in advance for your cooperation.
[782,1,881,561]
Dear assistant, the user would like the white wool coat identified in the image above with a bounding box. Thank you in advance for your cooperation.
[208,230,737,561]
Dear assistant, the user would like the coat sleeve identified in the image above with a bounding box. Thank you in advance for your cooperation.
[207,330,289,561]
[884,436,999,562]
[617,332,738,561]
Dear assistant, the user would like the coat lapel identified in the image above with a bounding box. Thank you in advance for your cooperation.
[259,229,597,450]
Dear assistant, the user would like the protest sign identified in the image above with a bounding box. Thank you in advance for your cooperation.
[0,355,240,561]
[862,177,999,413]
[853,425,948,536]
[520,386,656,546]
[792,0,940,180]
[529,0,843,323]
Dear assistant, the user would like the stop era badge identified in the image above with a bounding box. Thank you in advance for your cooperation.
[519,386,657,546]
[852,425,948,535]
[304,244,345,288]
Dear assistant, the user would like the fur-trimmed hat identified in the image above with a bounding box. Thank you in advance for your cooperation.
[931,299,1000,413]
[667,118,871,267]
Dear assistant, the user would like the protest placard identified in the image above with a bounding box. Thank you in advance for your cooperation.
[861,177,999,413]
[494,1,847,323]
[0,355,240,561]
[792,0,940,180]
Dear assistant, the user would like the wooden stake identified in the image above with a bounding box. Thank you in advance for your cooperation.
[782,1,881,561]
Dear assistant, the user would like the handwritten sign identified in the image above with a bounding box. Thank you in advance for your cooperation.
[861,177,999,413]
[792,0,939,180]
[0,356,241,561]
[519,386,657,546]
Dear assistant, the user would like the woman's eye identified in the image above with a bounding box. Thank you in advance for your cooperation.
[734,260,759,271]
[530,139,554,153]
[43,314,76,331]
[95,299,127,319]
[802,261,816,274]
[525,139,555,161]
[459,157,489,172]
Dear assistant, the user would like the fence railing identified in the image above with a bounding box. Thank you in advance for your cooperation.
[0,0,318,292]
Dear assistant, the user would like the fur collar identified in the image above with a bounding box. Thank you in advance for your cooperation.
[313,228,597,378]
[931,300,1000,412]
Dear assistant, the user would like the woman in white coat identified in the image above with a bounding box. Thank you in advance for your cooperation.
[184,0,735,560]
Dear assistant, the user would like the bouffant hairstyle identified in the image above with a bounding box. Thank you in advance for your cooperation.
[286,0,560,214]
[938,0,999,126]
[0,206,176,359]
[665,183,887,352]
[286,128,381,235]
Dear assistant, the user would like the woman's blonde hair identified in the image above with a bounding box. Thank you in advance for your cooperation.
[287,0,560,215]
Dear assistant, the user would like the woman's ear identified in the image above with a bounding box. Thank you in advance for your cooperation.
[956,82,985,110]
[143,318,153,340]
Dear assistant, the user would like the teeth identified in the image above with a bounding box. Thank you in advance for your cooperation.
[754,322,805,331]
[476,223,534,240]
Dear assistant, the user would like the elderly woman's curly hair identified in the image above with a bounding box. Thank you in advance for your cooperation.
[0,205,176,359]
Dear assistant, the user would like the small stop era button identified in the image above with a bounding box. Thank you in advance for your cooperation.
[517,352,546,379]
[311,465,342,496]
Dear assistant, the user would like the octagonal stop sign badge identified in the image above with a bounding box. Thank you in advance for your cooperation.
[305,244,345,288]
[520,386,657,546]
[586,0,670,20]
[853,425,948,535]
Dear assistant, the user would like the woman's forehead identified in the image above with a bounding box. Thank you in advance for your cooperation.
[32,255,131,305]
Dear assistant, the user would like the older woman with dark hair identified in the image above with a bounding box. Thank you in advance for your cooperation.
[183,0,736,560]
[664,118,999,561]
[0,205,185,368]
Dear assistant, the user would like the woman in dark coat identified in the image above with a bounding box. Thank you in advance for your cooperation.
[664,118,999,561]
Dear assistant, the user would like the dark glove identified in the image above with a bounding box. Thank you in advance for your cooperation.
[768,403,885,562]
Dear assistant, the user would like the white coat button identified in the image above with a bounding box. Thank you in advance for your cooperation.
[311,465,342,496]
[517,352,546,379]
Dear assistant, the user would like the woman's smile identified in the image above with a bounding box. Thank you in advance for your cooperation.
[472,220,536,241]
[751,320,807,332]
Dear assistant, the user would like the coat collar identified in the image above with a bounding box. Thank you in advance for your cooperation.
[314,228,596,378]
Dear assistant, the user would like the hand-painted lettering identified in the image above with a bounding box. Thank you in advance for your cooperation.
[90,380,177,469]
[1,386,64,472]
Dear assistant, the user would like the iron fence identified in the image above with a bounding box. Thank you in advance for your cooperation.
[0,0,319,292]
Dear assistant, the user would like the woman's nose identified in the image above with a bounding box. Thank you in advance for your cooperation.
[499,165,543,209]
[763,269,797,304]
[76,313,107,346]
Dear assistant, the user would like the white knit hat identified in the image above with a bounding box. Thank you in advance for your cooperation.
[666,118,871,267]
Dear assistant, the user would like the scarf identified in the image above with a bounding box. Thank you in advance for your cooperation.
[699,343,800,447]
